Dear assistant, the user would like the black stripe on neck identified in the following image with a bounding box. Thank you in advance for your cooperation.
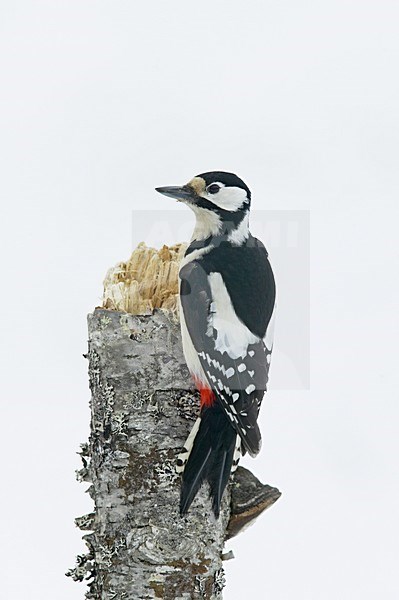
[185,235,213,256]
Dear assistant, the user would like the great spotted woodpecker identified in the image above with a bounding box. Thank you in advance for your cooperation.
[156,172,276,517]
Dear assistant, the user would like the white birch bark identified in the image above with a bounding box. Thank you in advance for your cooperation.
[67,244,281,599]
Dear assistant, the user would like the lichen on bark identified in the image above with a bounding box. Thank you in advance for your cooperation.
[68,243,281,599]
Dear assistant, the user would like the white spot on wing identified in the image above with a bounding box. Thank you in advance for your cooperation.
[206,371,217,383]
[225,367,235,378]
[238,363,246,372]
[245,384,256,394]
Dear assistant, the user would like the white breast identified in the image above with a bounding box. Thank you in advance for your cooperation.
[179,296,208,386]
[179,245,213,386]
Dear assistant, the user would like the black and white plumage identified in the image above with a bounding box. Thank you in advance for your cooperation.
[156,172,276,517]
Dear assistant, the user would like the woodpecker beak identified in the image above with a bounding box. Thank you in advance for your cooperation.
[155,185,197,202]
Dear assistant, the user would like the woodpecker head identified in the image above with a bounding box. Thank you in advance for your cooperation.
[156,171,251,242]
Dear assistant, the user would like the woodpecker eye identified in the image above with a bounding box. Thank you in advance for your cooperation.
[207,184,220,194]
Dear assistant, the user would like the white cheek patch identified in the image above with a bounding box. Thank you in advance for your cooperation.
[201,184,248,212]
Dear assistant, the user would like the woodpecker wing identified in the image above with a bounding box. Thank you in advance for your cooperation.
[180,240,275,456]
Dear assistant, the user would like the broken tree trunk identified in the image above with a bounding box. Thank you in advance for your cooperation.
[68,243,281,600]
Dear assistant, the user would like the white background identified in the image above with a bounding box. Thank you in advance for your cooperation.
[1,1,398,599]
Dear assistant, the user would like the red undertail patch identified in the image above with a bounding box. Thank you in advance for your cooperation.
[193,377,216,408]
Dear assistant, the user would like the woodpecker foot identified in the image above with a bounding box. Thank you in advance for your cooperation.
[226,466,281,540]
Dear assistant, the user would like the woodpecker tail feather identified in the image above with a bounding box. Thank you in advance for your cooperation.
[179,404,237,517]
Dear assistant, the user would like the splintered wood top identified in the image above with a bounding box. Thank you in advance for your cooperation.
[102,242,187,318]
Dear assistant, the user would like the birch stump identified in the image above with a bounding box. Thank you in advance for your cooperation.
[68,243,281,600]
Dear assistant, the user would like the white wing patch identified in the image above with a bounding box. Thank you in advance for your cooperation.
[207,272,260,359]
[264,302,276,351]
